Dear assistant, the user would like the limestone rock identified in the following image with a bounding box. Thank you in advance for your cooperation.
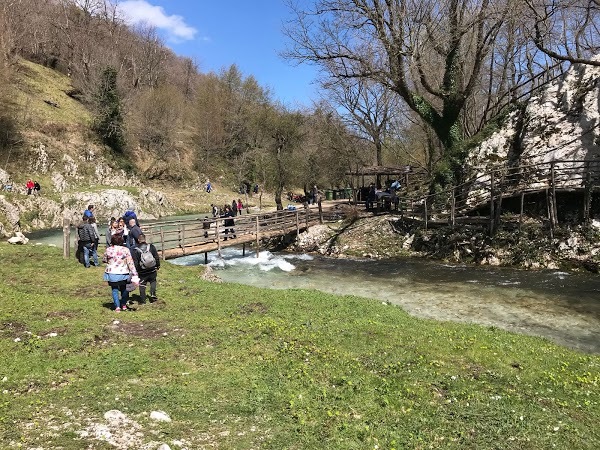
[8,232,29,244]
[150,410,171,422]
[103,410,127,422]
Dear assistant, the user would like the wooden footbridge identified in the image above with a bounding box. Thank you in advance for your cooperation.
[360,158,600,237]
[142,204,346,261]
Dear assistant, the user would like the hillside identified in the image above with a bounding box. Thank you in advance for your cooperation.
[0,59,272,236]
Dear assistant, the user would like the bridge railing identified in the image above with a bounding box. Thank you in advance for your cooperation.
[141,206,343,257]
[403,159,600,232]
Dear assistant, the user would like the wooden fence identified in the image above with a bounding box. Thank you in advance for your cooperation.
[140,204,345,260]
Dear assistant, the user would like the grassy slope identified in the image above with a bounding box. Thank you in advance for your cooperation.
[0,244,598,449]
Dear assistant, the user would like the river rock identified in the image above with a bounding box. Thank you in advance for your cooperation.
[7,232,28,244]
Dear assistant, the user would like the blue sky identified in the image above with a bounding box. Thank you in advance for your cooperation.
[117,0,320,108]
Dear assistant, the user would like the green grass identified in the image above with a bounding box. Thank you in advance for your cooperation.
[14,59,91,126]
[0,244,598,449]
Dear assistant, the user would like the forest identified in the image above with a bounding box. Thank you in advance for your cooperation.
[1,0,599,208]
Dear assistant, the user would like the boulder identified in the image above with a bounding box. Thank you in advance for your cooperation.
[8,232,28,244]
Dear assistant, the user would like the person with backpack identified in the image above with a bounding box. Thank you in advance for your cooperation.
[131,234,160,303]
[77,216,98,268]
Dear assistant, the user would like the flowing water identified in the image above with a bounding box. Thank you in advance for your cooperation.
[28,228,600,354]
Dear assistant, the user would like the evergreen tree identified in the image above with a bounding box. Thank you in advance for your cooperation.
[93,67,125,153]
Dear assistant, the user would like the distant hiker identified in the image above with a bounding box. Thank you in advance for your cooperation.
[103,234,138,312]
[131,234,160,304]
[366,184,376,210]
[77,216,98,268]
[83,204,95,218]
[203,216,211,238]
[33,181,41,195]
[211,203,219,217]
[253,184,259,195]
[26,179,34,195]
[311,185,318,205]
[232,199,238,216]
[237,199,243,215]
[206,180,212,193]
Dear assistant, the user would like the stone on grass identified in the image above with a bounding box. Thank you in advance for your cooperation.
[8,232,29,245]
[150,410,171,422]
[104,409,126,422]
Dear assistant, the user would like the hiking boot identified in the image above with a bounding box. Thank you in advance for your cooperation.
[115,307,121,312]
[149,295,158,303]
[121,305,127,311]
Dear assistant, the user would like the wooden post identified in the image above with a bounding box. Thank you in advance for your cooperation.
[584,161,592,223]
[305,207,309,230]
[519,191,525,232]
[546,188,554,239]
[550,162,558,226]
[295,210,300,239]
[255,215,260,258]
[160,227,165,260]
[318,199,323,224]
[181,224,186,253]
[243,243,246,256]
[423,197,428,231]
[450,190,456,229]
[489,171,495,235]
[62,218,71,259]
[204,252,208,264]
[216,219,221,257]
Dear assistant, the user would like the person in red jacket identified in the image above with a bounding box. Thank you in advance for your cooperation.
[26,179,34,195]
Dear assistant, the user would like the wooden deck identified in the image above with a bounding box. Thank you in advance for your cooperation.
[142,204,347,260]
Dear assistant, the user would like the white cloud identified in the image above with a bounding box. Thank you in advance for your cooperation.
[118,0,197,41]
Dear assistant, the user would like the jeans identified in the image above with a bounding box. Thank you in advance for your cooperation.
[109,282,128,309]
[82,242,98,267]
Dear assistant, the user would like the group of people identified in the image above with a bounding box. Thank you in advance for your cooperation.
[26,179,41,195]
[77,205,160,312]
[365,180,402,211]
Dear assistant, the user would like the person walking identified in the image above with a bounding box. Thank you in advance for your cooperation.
[131,234,160,304]
[103,235,138,312]
[237,198,243,215]
[77,216,98,268]
[206,180,212,193]
[231,199,238,216]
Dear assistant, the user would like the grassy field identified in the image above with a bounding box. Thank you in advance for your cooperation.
[0,244,598,449]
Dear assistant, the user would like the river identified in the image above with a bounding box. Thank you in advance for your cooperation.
[27,228,600,354]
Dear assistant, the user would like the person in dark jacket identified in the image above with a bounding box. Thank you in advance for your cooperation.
[131,234,160,303]
[77,216,98,267]
[127,218,142,249]
[221,205,236,240]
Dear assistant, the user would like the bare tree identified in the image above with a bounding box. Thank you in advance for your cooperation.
[320,76,401,168]
[525,0,600,66]
[283,0,510,154]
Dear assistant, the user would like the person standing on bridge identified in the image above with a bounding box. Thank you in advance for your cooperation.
[222,205,236,240]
